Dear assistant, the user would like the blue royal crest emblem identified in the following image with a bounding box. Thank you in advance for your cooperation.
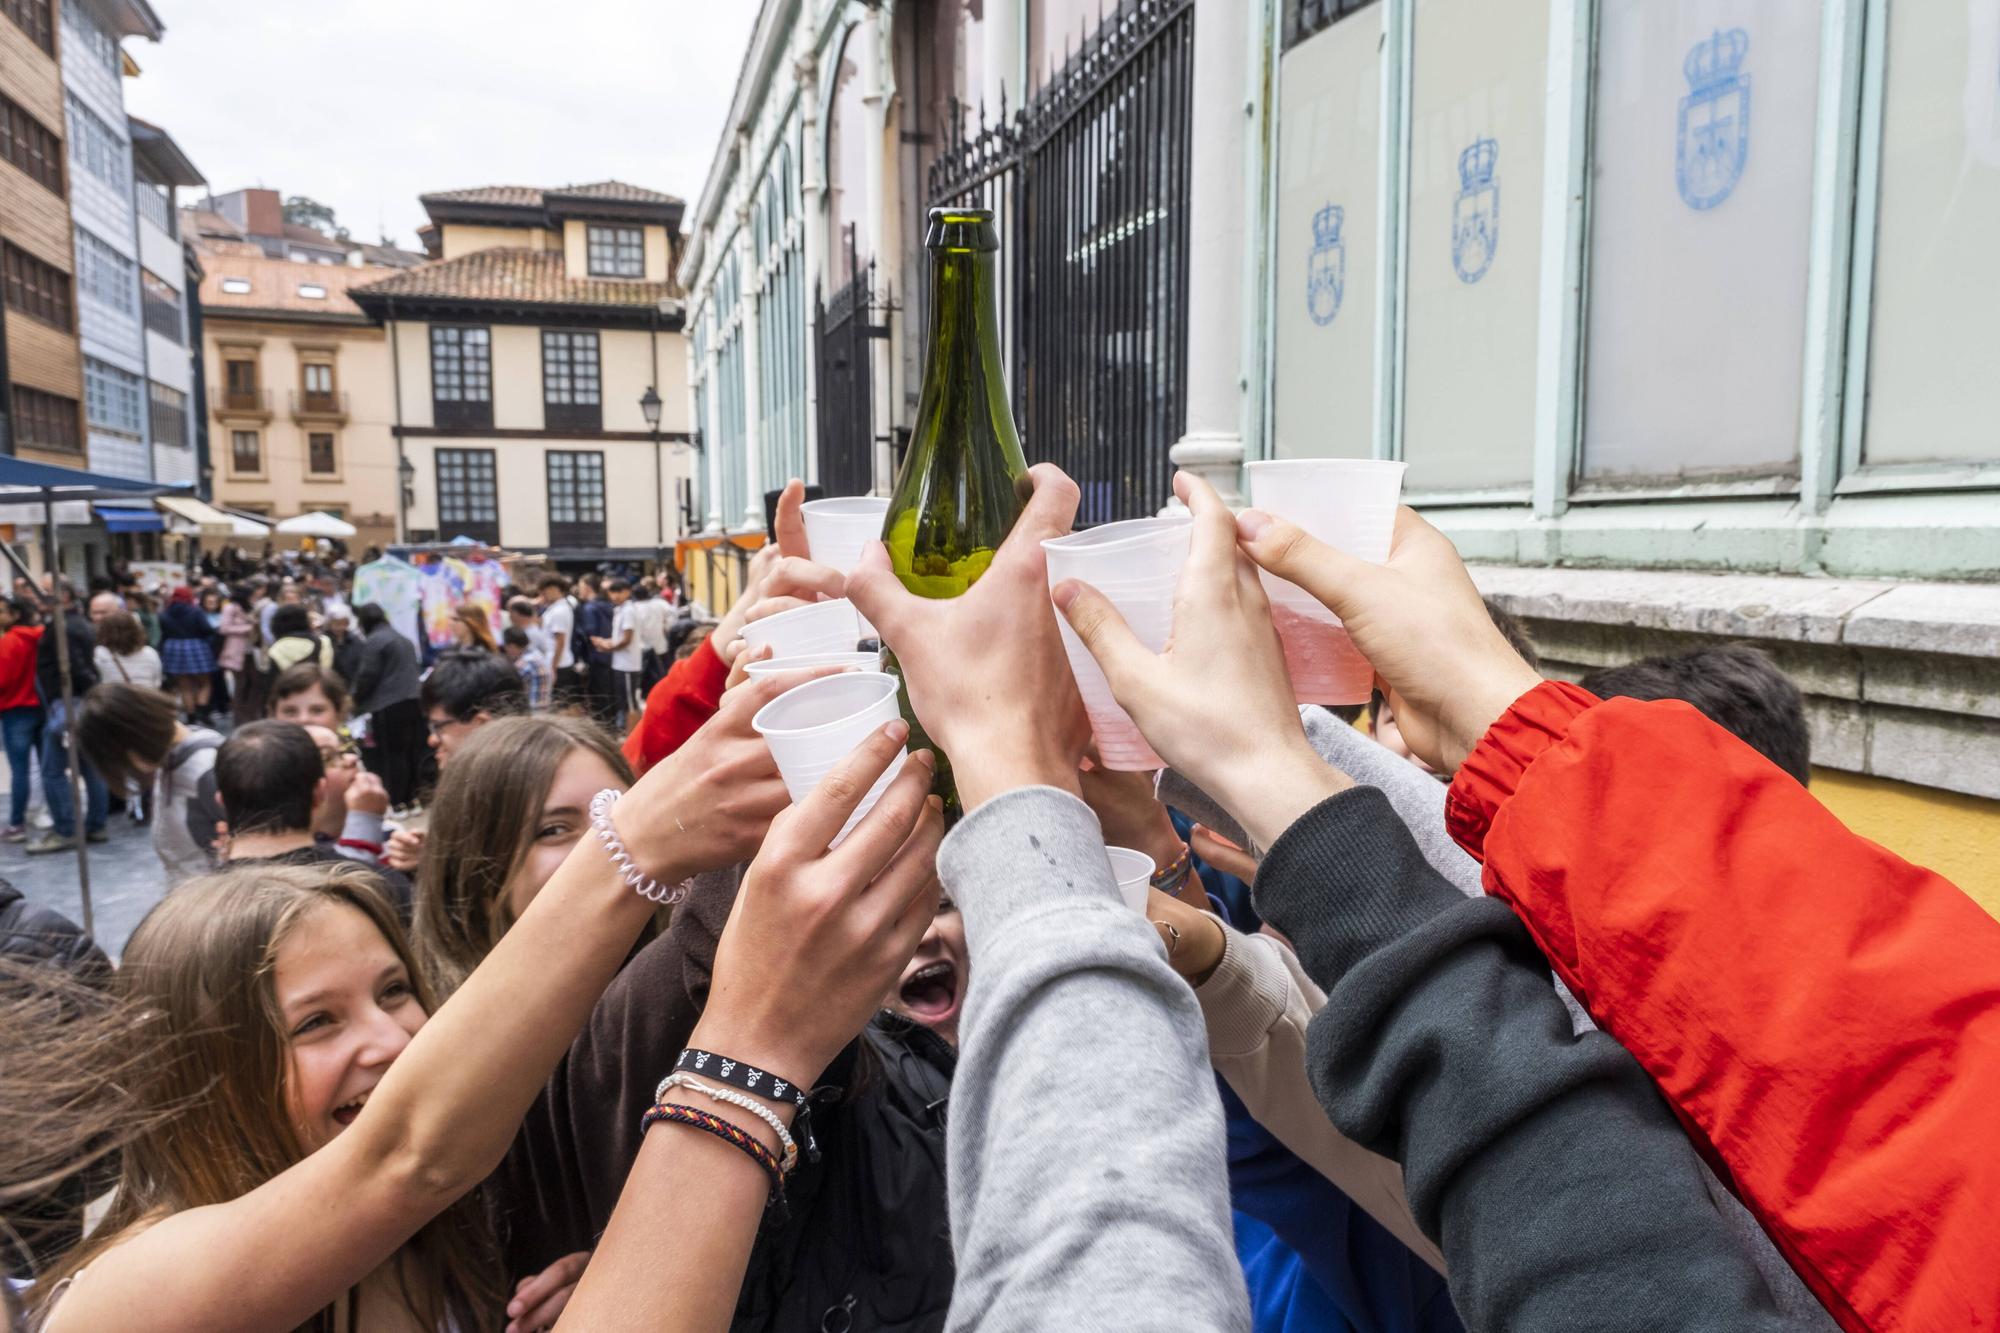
[1306,203,1345,326]
[1452,137,1499,283]
[1677,27,1751,210]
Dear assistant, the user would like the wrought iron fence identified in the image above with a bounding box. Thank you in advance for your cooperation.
[928,0,1194,523]
[814,230,879,498]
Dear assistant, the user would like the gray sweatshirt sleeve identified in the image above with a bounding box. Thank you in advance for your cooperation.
[938,786,1248,1333]
[1255,786,1812,1332]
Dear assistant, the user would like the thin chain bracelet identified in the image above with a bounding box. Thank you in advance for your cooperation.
[659,1072,798,1173]
[590,788,694,904]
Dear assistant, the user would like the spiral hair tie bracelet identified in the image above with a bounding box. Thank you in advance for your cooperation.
[590,788,694,904]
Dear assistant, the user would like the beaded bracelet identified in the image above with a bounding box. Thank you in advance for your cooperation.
[1150,842,1194,895]
[589,788,694,904]
[659,1072,798,1174]
[642,1102,787,1207]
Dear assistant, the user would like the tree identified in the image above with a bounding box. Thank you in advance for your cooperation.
[282,196,349,242]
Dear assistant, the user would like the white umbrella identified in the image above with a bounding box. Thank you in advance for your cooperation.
[275,510,358,538]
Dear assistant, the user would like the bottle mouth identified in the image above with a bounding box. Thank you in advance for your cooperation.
[925,207,998,253]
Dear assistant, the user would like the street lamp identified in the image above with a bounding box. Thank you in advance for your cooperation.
[640,386,664,564]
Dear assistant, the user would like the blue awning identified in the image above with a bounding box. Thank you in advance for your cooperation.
[93,503,165,533]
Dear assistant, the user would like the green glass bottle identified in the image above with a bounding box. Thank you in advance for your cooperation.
[880,207,1032,812]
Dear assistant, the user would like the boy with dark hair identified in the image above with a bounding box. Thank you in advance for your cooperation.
[1581,644,1811,785]
[500,626,549,710]
[537,573,580,709]
[419,648,528,766]
[216,719,410,913]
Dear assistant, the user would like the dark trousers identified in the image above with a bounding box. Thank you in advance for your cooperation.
[363,696,427,807]
[553,665,584,712]
[41,706,107,837]
[585,661,618,730]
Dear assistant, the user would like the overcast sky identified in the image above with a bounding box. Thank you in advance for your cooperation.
[124,1,762,247]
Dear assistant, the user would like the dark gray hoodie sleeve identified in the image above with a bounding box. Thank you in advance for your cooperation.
[1255,786,1813,1332]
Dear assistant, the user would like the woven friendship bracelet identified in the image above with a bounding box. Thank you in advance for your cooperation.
[589,788,694,905]
[641,1102,786,1204]
[1150,842,1194,895]
[659,1072,799,1174]
[674,1046,821,1160]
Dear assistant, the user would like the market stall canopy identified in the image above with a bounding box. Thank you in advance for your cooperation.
[156,495,248,538]
[92,503,165,533]
[275,510,358,538]
[0,454,191,526]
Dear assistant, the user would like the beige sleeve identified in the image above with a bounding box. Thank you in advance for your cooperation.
[1196,919,1448,1274]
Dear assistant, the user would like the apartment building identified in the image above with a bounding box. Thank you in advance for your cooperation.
[61,0,162,484]
[1,0,88,468]
[348,182,694,564]
[199,186,426,270]
[189,203,403,552]
[129,114,201,487]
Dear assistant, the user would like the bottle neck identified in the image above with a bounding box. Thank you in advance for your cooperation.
[920,247,1006,400]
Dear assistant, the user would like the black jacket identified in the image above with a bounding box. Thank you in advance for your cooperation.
[34,612,97,706]
[497,865,957,1332]
[0,878,114,1280]
[348,622,421,715]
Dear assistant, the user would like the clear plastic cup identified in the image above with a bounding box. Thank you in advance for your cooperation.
[1043,517,1192,771]
[739,597,863,660]
[1105,846,1156,911]
[1246,459,1407,705]
[751,671,908,847]
[800,496,891,575]
[743,650,882,679]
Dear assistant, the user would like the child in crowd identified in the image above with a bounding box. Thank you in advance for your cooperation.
[1581,643,1811,784]
[267,662,351,731]
[74,683,224,887]
[500,627,549,711]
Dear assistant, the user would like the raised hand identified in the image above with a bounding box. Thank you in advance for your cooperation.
[692,719,945,1086]
[1235,505,1540,773]
[606,669,832,889]
[1053,471,1348,851]
[845,463,1091,811]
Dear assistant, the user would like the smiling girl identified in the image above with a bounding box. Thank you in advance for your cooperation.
[28,671,805,1332]
[411,715,642,1002]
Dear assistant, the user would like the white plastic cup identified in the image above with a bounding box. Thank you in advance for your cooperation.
[751,671,908,847]
[739,597,863,660]
[742,650,882,679]
[800,496,891,575]
[1245,459,1407,705]
[1043,517,1192,771]
[1105,846,1156,912]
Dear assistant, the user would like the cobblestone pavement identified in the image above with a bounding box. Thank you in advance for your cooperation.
[0,776,166,962]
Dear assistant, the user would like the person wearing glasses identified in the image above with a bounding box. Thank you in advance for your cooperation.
[215,721,412,921]
[303,723,393,871]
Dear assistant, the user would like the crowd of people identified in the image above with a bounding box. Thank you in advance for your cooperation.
[0,471,1992,1332]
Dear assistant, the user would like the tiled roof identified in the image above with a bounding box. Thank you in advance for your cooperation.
[183,207,243,241]
[420,181,683,209]
[194,253,383,318]
[348,248,681,309]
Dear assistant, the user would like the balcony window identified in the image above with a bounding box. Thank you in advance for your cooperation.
[307,432,338,477]
[3,242,73,332]
[148,383,187,451]
[546,450,607,547]
[430,325,492,430]
[542,329,602,432]
[10,385,81,453]
[84,357,144,437]
[436,448,500,544]
[1,93,63,196]
[586,225,645,278]
[3,0,55,55]
[223,358,260,413]
[141,269,182,342]
[301,361,337,413]
[231,429,262,475]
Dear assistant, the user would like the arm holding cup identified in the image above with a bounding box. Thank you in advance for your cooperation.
[847,463,1250,1331]
[559,723,945,1333]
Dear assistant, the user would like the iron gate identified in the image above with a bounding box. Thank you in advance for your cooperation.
[814,230,879,498]
[929,0,1194,523]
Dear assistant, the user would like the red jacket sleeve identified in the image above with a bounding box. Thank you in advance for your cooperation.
[621,637,729,776]
[1446,681,2000,1333]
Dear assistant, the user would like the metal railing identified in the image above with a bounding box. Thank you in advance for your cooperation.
[290,388,350,419]
[213,385,271,416]
[141,291,182,342]
[928,0,1195,523]
[814,230,880,499]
